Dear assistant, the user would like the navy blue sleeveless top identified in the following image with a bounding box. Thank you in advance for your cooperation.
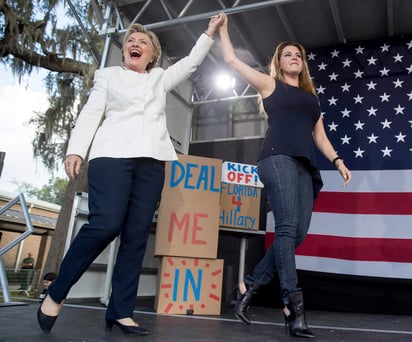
[259,81,323,198]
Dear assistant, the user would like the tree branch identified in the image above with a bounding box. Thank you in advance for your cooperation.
[0,0,94,76]
[0,41,91,75]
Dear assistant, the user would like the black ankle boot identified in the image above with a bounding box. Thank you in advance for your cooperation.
[284,290,314,339]
[234,283,259,325]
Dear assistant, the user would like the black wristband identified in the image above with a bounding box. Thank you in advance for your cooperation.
[332,156,342,166]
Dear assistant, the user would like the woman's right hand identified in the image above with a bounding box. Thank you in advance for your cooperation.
[64,154,82,180]
[218,12,228,31]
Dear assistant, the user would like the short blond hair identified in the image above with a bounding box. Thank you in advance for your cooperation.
[122,23,161,71]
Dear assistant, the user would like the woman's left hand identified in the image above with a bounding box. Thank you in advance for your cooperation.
[204,13,225,37]
[335,160,352,186]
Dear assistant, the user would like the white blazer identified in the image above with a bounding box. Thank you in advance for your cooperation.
[66,33,214,162]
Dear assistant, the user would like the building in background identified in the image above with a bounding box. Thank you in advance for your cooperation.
[0,190,60,291]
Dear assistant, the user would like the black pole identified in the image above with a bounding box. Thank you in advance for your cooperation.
[0,152,5,179]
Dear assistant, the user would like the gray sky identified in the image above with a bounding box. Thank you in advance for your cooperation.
[0,65,66,193]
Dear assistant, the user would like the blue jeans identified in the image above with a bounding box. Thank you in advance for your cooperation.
[245,155,313,305]
[49,157,165,319]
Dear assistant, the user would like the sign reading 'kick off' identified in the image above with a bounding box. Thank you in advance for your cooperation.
[221,161,263,187]
[220,161,263,230]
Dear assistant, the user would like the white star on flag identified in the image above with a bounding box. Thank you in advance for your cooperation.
[381,146,393,157]
[367,133,379,143]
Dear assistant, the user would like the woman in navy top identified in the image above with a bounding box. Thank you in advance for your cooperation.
[218,12,351,339]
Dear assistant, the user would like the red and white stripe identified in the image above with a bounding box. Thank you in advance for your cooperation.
[265,170,412,279]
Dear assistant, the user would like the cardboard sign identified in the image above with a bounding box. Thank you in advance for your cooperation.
[161,154,222,203]
[155,201,220,258]
[221,161,263,188]
[155,256,224,315]
[155,154,222,258]
[220,182,261,230]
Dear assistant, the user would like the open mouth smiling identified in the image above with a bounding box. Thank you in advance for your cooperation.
[130,49,141,58]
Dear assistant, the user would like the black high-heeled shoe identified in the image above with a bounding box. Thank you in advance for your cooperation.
[105,318,150,335]
[37,306,58,333]
[233,282,260,325]
[283,291,314,339]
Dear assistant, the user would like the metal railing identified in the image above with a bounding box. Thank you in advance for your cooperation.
[0,193,34,306]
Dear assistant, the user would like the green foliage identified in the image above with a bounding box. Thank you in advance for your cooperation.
[16,177,69,205]
[0,0,104,171]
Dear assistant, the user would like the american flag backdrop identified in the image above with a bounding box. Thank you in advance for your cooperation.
[265,37,412,279]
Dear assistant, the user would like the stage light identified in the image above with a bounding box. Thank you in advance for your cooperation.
[215,73,236,90]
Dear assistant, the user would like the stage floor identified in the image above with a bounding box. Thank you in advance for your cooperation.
[1,298,412,341]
